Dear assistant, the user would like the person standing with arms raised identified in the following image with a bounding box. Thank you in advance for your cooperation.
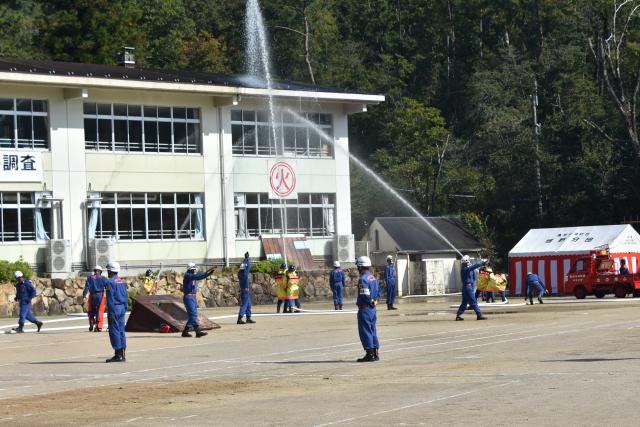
[182,261,215,337]
[455,255,488,321]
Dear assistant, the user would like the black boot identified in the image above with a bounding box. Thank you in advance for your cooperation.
[246,317,256,324]
[357,350,375,362]
[89,321,94,332]
[455,315,464,321]
[389,305,398,310]
[339,304,343,310]
[373,348,380,361]
[477,315,488,320]
[106,349,124,363]
[182,326,192,337]
[36,321,43,332]
[334,305,338,310]
[237,316,246,325]
[121,348,126,362]
[12,326,24,333]
[538,297,544,304]
[195,326,208,338]
[529,298,534,305]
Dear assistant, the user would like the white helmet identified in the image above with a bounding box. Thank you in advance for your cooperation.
[14,270,23,279]
[461,255,471,264]
[356,256,372,268]
[333,261,340,268]
[93,265,103,271]
[386,255,393,261]
[106,261,120,273]
[187,262,197,270]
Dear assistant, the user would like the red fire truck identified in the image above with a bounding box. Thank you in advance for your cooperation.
[566,248,640,299]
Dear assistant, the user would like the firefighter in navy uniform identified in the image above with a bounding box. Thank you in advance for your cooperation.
[384,255,398,310]
[237,252,256,325]
[525,272,547,305]
[105,262,128,362]
[12,271,43,333]
[182,262,214,337]
[355,256,380,362]
[329,261,345,310]
[83,265,107,332]
[456,255,488,321]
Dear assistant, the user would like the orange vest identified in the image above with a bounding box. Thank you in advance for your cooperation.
[286,271,300,299]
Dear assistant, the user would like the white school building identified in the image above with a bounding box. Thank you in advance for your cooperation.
[0,57,384,275]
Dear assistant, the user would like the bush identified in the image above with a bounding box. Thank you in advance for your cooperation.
[127,288,140,311]
[0,257,34,283]
[250,258,288,275]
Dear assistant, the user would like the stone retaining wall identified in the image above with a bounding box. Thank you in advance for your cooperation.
[0,269,379,318]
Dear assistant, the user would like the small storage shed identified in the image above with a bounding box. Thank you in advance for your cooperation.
[362,217,483,295]
[508,224,640,295]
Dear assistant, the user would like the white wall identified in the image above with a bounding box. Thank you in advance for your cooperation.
[0,84,359,269]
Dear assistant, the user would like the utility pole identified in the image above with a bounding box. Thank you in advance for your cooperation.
[531,78,543,224]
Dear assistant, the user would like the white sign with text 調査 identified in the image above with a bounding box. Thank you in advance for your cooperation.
[0,151,44,182]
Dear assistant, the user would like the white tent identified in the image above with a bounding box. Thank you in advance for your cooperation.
[509,224,640,257]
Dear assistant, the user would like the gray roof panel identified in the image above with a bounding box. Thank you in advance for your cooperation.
[375,217,484,253]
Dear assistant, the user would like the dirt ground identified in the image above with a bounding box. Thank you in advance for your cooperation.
[2,296,640,426]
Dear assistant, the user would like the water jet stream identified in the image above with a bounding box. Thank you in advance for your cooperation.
[286,109,464,258]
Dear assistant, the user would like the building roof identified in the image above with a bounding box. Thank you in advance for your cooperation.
[373,217,484,254]
[0,57,385,103]
[508,224,640,257]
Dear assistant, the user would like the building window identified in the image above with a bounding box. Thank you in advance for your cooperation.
[83,103,202,154]
[0,99,49,149]
[235,193,335,238]
[87,192,204,241]
[231,110,333,158]
[0,192,51,242]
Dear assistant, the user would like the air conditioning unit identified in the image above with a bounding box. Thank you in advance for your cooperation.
[354,240,370,259]
[47,239,71,276]
[87,238,115,269]
[334,234,355,263]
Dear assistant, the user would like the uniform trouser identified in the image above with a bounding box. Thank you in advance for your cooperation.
[499,291,508,302]
[527,283,545,299]
[108,304,126,350]
[277,299,285,311]
[183,295,199,329]
[332,284,344,306]
[485,292,495,302]
[457,284,482,316]
[18,303,38,328]
[239,291,252,318]
[88,292,105,329]
[357,306,379,350]
[386,281,396,306]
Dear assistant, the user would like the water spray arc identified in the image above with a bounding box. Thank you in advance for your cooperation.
[245,0,288,264]
[286,109,464,258]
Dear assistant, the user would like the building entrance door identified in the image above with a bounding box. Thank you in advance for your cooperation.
[425,260,445,295]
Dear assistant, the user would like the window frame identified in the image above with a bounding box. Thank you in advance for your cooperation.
[234,192,335,239]
[0,192,52,242]
[231,110,334,159]
[0,98,50,150]
[83,103,202,154]
[90,192,205,241]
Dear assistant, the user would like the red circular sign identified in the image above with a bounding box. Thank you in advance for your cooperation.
[269,162,296,197]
